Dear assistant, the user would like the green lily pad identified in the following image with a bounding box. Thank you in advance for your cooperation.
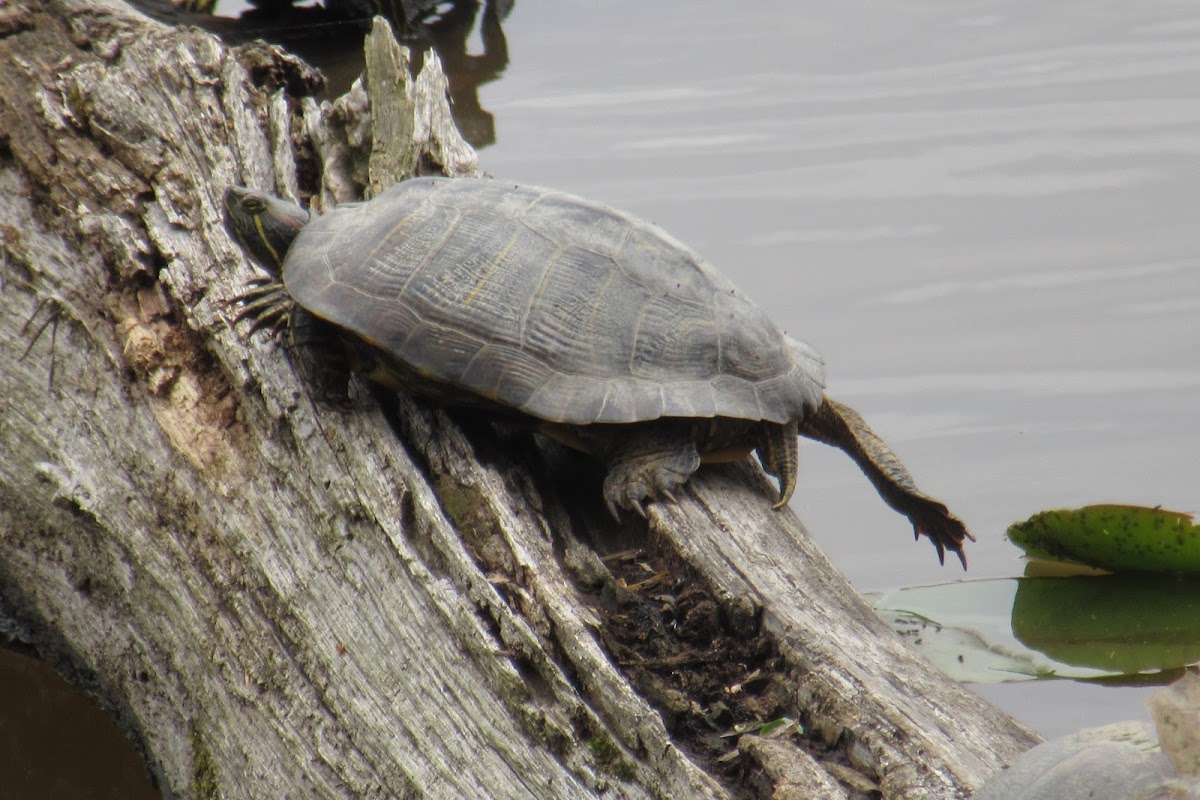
[1008,505,1200,574]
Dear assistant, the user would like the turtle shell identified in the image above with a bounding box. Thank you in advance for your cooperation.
[282,177,825,426]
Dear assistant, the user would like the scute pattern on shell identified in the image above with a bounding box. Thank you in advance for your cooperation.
[282,177,825,426]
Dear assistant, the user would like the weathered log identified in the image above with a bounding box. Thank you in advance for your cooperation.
[0,3,1039,798]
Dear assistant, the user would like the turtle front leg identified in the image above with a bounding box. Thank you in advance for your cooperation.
[290,307,352,402]
[591,424,701,518]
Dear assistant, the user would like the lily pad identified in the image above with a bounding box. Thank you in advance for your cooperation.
[1008,505,1200,574]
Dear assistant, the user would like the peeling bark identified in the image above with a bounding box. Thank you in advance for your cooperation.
[0,4,1039,798]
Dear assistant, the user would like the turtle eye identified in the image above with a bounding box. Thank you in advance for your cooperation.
[243,196,266,214]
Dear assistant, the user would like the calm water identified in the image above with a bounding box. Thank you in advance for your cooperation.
[10,3,1198,793]
[0,647,159,799]
[469,0,1200,737]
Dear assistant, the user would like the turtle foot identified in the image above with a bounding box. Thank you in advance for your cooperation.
[905,499,976,570]
[602,447,700,520]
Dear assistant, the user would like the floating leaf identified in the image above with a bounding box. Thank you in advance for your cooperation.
[1008,505,1200,574]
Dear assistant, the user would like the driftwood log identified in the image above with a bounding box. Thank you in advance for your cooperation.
[0,3,1040,798]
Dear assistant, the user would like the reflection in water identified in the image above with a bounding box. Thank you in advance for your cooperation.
[192,0,513,149]
[411,1,512,148]
[1012,574,1200,678]
[873,574,1200,685]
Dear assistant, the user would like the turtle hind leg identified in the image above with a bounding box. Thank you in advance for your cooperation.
[755,420,800,509]
[583,423,701,518]
[799,397,975,569]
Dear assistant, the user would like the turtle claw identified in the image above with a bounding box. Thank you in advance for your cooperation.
[604,496,622,522]
[910,512,974,571]
[231,279,293,339]
[601,478,684,520]
[601,435,700,521]
[601,482,656,520]
[602,483,650,520]
[930,534,946,567]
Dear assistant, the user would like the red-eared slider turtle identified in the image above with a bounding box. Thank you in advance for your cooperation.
[223,177,974,566]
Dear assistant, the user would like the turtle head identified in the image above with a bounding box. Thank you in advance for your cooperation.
[223,186,310,276]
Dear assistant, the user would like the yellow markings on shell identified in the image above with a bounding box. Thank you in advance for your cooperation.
[463,230,520,307]
[364,206,436,302]
[348,332,403,390]
[367,210,421,266]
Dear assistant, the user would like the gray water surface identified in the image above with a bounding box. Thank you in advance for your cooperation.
[473,0,1200,737]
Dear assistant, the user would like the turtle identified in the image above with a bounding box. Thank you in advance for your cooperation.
[223,176,973,567]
